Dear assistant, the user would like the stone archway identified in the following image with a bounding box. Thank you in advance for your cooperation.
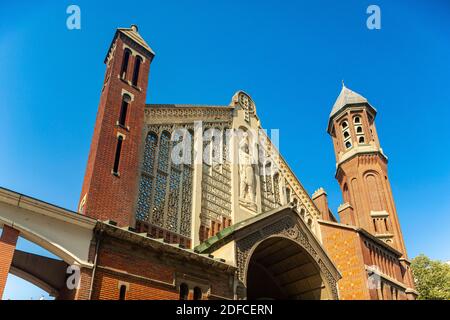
[234,214,340,300]
[246,237,327,300]
[196,206,341,300]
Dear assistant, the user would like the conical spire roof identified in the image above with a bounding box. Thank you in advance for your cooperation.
[329,84,368,118]
[327,83,376,134]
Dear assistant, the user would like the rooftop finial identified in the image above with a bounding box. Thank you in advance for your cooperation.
[131,24,138,32]
[342,79,345,88]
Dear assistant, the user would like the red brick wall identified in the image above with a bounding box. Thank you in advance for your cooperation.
[97,244,175,284]
[79,31,153,227]
[0,226,19,299]
[83,235,235,300]
[92,269,179,300]
[319,223,370,300]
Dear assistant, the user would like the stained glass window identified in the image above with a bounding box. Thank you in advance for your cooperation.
[152,172,167,227]
[180,164,193,237]
[166,168,181,231]
[143,133,157,174]
[135,127,194,239]
[136,132,158,221]
[158,131,171,172]
[136,175,153,221]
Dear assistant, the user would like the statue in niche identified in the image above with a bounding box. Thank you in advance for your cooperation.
[239,131,256,209]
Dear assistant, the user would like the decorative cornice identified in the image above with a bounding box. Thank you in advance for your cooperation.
[337,202,352,212]
[312,187,327,199]
[144,106,233,123]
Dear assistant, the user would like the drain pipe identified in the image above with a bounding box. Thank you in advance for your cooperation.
[88,230,102,300]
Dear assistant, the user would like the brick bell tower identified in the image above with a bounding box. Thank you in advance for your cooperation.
[327,83,409,256]
[79,25,155,227]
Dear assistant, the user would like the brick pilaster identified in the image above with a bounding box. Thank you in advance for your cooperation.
[0,226,19,299]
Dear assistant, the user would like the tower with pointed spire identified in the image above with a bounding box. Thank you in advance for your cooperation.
[327,84,407,255]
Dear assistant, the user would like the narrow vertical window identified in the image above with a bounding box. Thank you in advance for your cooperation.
[285,187,291,203]
[343,183,350,203]
[384,218,389,231]
[179,283,189,300]
[119,94,131,127]
[113,136,124,175]
[273,173,280,205]
[120,49,131,79]
[119,285,127,300]
[193,287,202,300]
[132,56,142,86]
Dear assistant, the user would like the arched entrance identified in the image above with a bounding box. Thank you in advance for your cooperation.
[246,237,329,300]
[196,206,341,300]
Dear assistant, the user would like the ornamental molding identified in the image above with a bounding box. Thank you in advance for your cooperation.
[145,107,233,123]
[235,215,339,300]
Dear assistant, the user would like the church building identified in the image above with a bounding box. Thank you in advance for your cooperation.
[0,25,417,300]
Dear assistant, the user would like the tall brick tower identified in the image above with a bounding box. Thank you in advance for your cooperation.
[79,25,155,227]
[327,84,408,255]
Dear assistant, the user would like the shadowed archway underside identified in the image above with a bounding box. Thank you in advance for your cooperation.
[247,237,325,300]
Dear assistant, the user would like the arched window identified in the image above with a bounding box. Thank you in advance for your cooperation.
[136,132,158,221]
[343,131,350,139]
[356,126,363,133]
[285,187,291,203]
[343,183,350,203]
[359,136,365,144]
[152,131,171,226]
[354,116,361,124]
[293,198,299,210]
[179,283,189,300]
[136,128,194,238]
[273,173,280,205]
[142,132,158,174]
[193,287,202,300]
[300,207,305,217]
[119,94,131,127]
[264,162,273,196]
[345,141,352,149]
[179,129,194,237]
[113,135,124,175]
[132,56,142,86]
[341,121,348,129]
[166,134,183,231]
[119,285,127,300]
[366,173,383,211]
[120,49,131,79]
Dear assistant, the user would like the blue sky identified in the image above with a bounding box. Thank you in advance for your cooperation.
[1,0,450,299]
